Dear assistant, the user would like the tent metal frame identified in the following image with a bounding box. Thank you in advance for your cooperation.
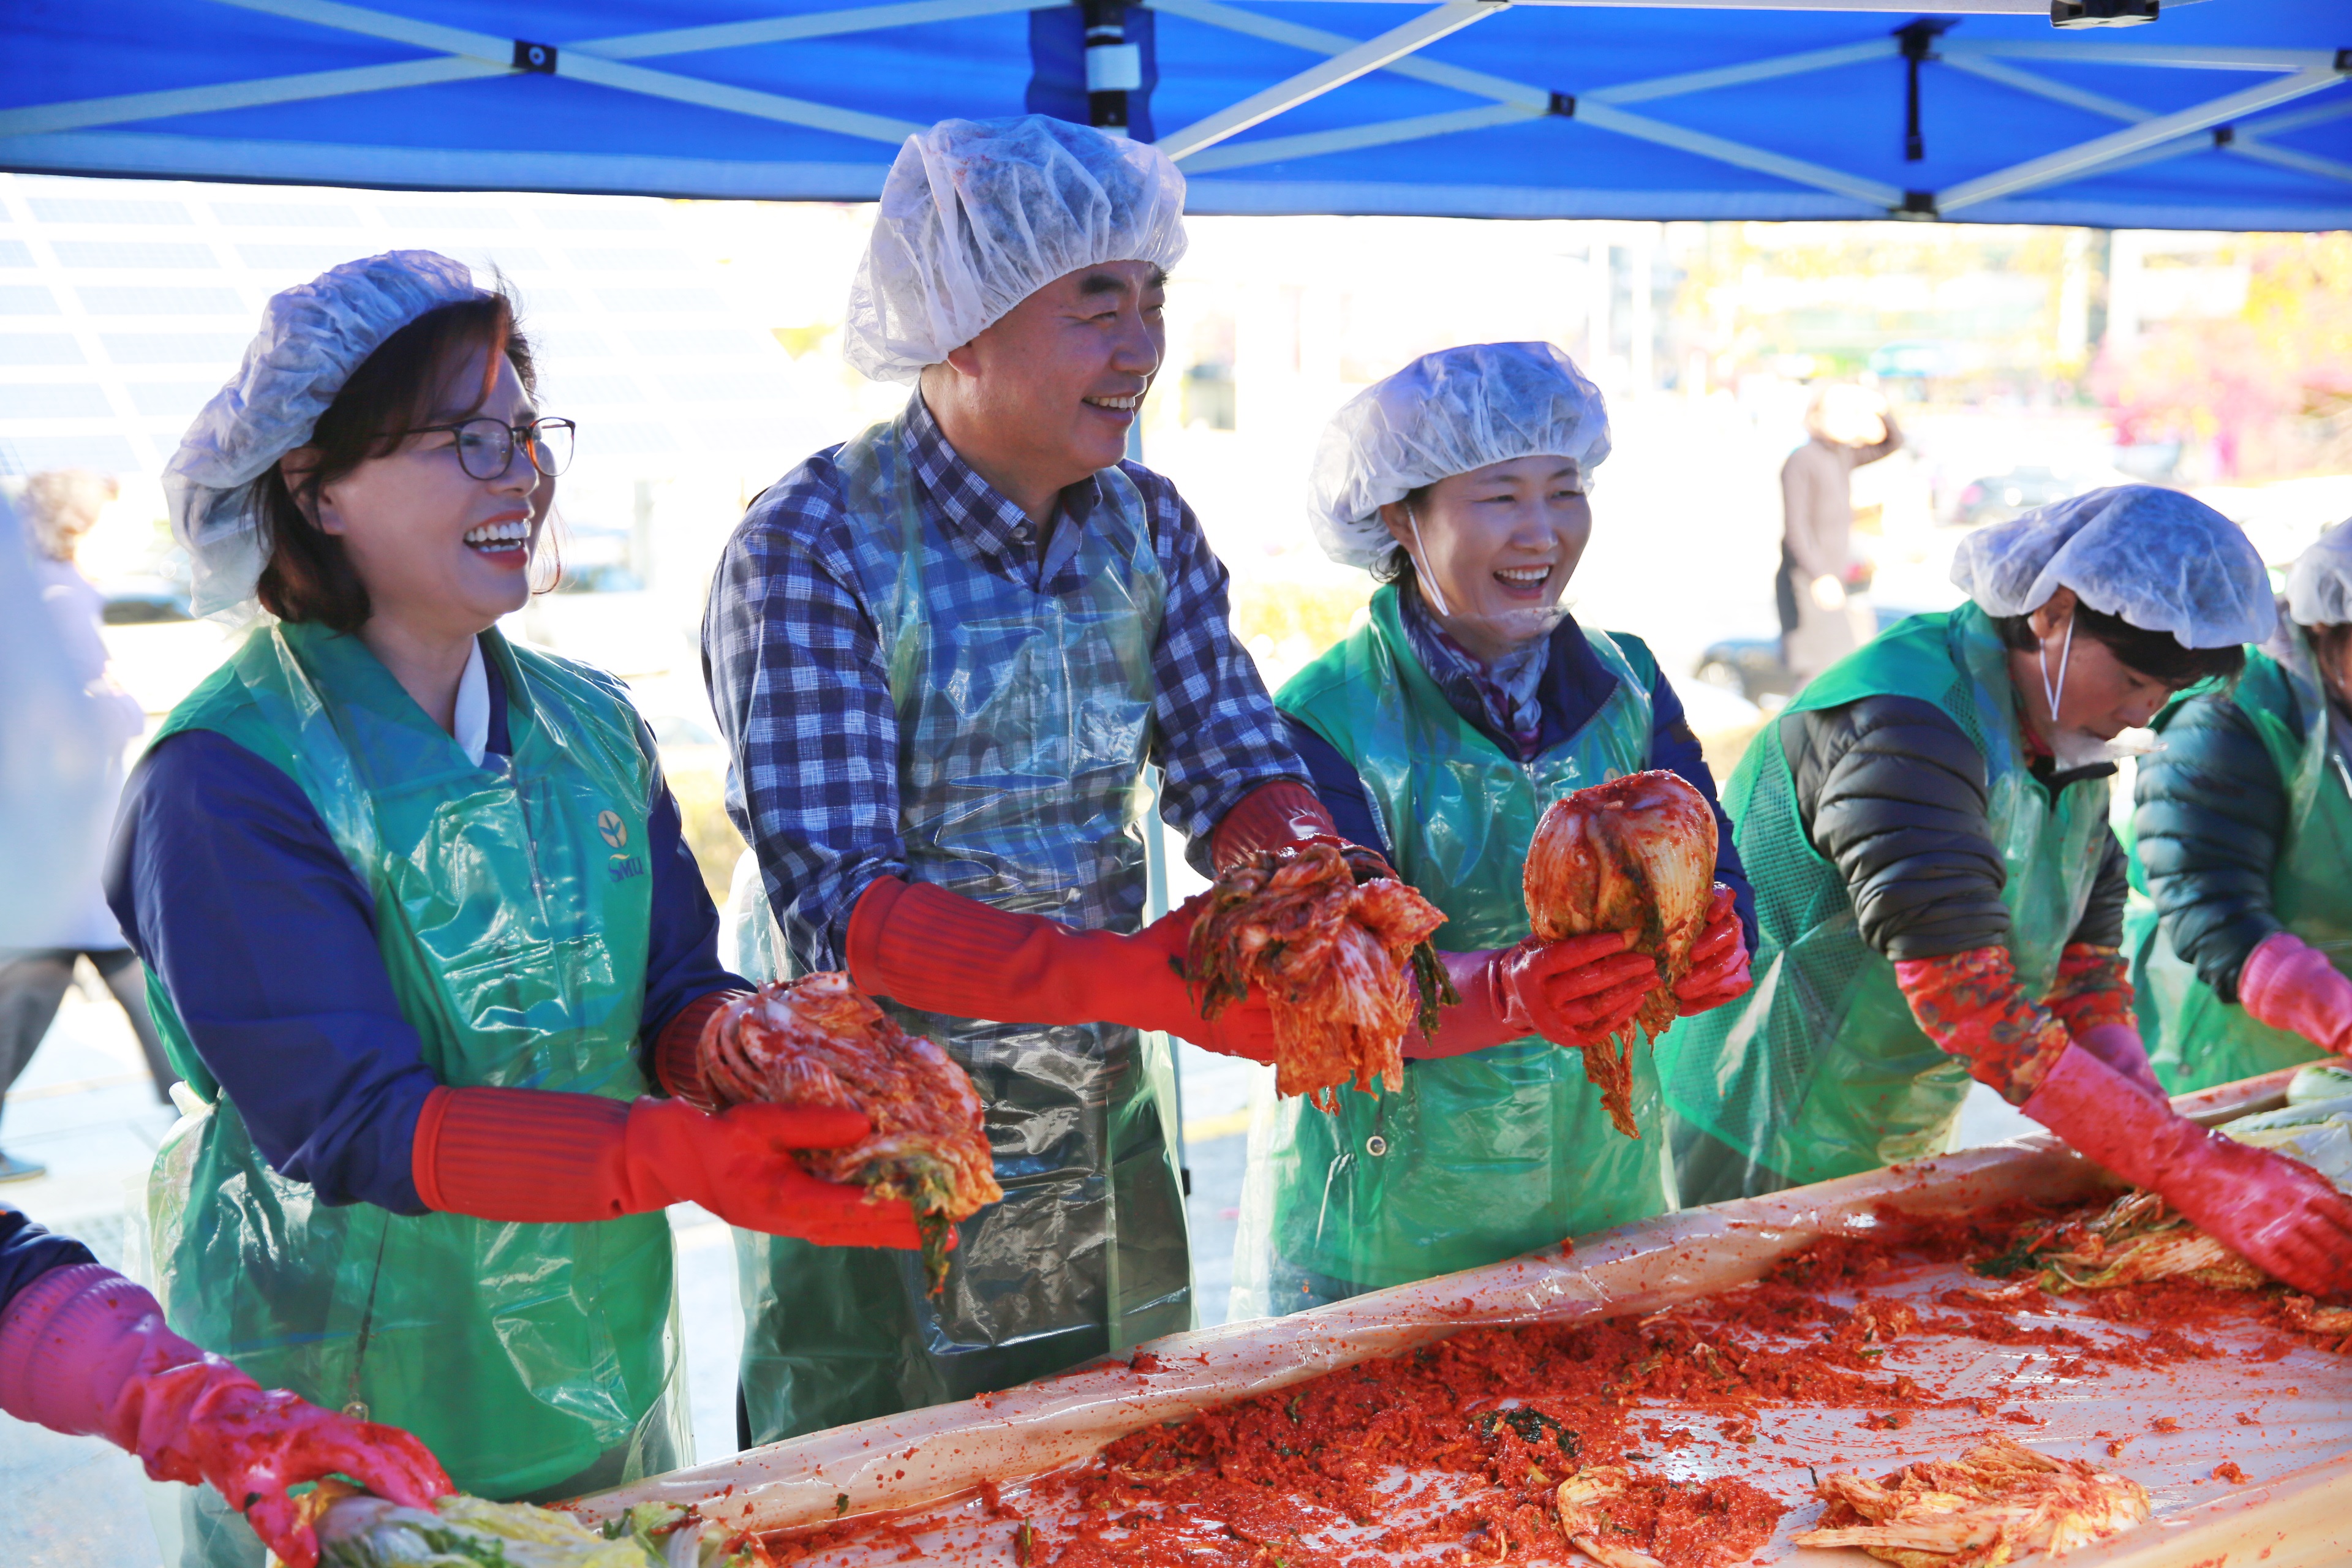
[1,0,2345,216]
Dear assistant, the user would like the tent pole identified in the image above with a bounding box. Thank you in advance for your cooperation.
[1939,64,2348,212]
[1157,0,1507,162]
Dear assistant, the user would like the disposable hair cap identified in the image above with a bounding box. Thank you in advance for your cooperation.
[1948,483,2276,649]
[845,115,1188,384]
[165,250,482,616]
[1306,342,1610,572]
[2286,517,2352,629]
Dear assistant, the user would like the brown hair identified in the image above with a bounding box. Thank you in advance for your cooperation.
[1991,600,2245,689]
[2310,622,2352,696]
[1368,481,1435,586]
[251,289,540,630]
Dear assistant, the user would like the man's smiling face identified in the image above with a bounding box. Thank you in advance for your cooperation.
[944,259,1167,493]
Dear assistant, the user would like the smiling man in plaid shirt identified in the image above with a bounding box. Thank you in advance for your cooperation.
[694,116,1351,1444]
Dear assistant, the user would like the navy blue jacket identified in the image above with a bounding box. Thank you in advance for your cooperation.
[0,1207,96,1318]
[107,649,742,1216]
[1285,612,1756,948]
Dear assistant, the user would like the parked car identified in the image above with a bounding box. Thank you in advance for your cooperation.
[1943,465,2138,530]
[97,575,229,716]
[1694,605,1922,709]
[99,576,194,625]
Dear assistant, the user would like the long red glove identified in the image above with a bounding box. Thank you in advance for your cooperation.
[1672,887,1751,1016]
[412,1087,922,1250]
[1895,947,2075,1102]
[2022,1043,2352,1298]
[652,989,747,1113]
[1406,935,1655,1060]
[1208,779,1348,872]
[2238,930,2352,1055]
[847,877,1277,1063]
[0,1264,450,1568]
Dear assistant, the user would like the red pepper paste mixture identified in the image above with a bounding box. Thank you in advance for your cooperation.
[763,1201,2352,1568]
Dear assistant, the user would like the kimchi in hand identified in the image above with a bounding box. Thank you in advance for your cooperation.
[1523,771,1719,1137]
[703,974,1002,1294]
[1188,843,1451,1107]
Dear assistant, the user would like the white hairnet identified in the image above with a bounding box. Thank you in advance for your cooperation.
[1949,483,2275,649]
[1307,342,1610,571]
[2286,518,2352,628]
[845,115,1188,385]
[165,251,483,615]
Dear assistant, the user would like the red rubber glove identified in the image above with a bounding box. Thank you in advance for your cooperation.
[412,1087,922,1250]
[2022,1043,2352,1297]
[1208,780,1348,872]
[651,989,747,1113]
[1672,886,1751,1016]
[1408,934,1656,1060]
[2238,931,2352,1055]
[1896,947,2074,1102]
[0,1264,450,1568]
[847,877,1278,1063]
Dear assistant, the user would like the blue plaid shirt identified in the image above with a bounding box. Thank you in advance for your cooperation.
[703,394,1308,974]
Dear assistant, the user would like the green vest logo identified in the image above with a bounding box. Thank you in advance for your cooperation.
[598,809,646,882]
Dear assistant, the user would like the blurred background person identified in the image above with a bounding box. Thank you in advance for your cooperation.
[1779,384,1902,684]
[0,473,159,1182]
[2128,517,2352,1094]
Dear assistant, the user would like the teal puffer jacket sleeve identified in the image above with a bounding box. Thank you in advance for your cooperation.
[2132,692,2288,1000]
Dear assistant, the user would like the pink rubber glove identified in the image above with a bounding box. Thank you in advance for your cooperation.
[1672,886,1751,1016]
[413,1087,925,1250]
[0,1264,450,1568]
[2238,931,2352,1055]
[1407,933,1656,1060]
[2022,1044,2352,1298]
[848,877,1276,1063]
[2070,1020,2167,1101]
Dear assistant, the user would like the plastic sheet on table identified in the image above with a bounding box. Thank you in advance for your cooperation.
[575,1070,2352,1566]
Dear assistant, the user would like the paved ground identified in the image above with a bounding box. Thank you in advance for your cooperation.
[9,976,2037,1566]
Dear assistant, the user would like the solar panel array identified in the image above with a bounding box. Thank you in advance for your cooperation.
[0,173,865,487]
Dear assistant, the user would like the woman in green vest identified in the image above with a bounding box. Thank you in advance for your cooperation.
[1656,485,2352,1300]
[2129,517,2352,1093]
[1234,342,1755,1316]
[110,254,922,1566]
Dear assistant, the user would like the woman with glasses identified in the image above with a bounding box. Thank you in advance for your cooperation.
[108,254,919,1566]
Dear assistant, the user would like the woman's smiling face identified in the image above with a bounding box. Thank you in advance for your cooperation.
[1378,454,1591,660]
[289,343,553,641]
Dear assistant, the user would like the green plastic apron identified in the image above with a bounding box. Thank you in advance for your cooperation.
[731,413,1189,1445]
[2126,636,2346,1094]
[142,622,683,1541]
[1657,605,2111,1204]
[1237,585,1671,1305]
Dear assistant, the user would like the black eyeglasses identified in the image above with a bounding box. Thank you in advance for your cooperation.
[415,416,577,480]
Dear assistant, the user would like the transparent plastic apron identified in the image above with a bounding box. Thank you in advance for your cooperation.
[2127,637,2345,1094]
[1657,606,2111,1203]
[730,417,1189,1445]
[141,622,682,1564]
[1231,586,1671,1316]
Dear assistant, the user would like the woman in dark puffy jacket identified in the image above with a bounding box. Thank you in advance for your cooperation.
[1657,487,2352,1301]
[2129,518,2352,1095]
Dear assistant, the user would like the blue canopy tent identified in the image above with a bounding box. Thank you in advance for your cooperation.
[2,0,2346,228]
